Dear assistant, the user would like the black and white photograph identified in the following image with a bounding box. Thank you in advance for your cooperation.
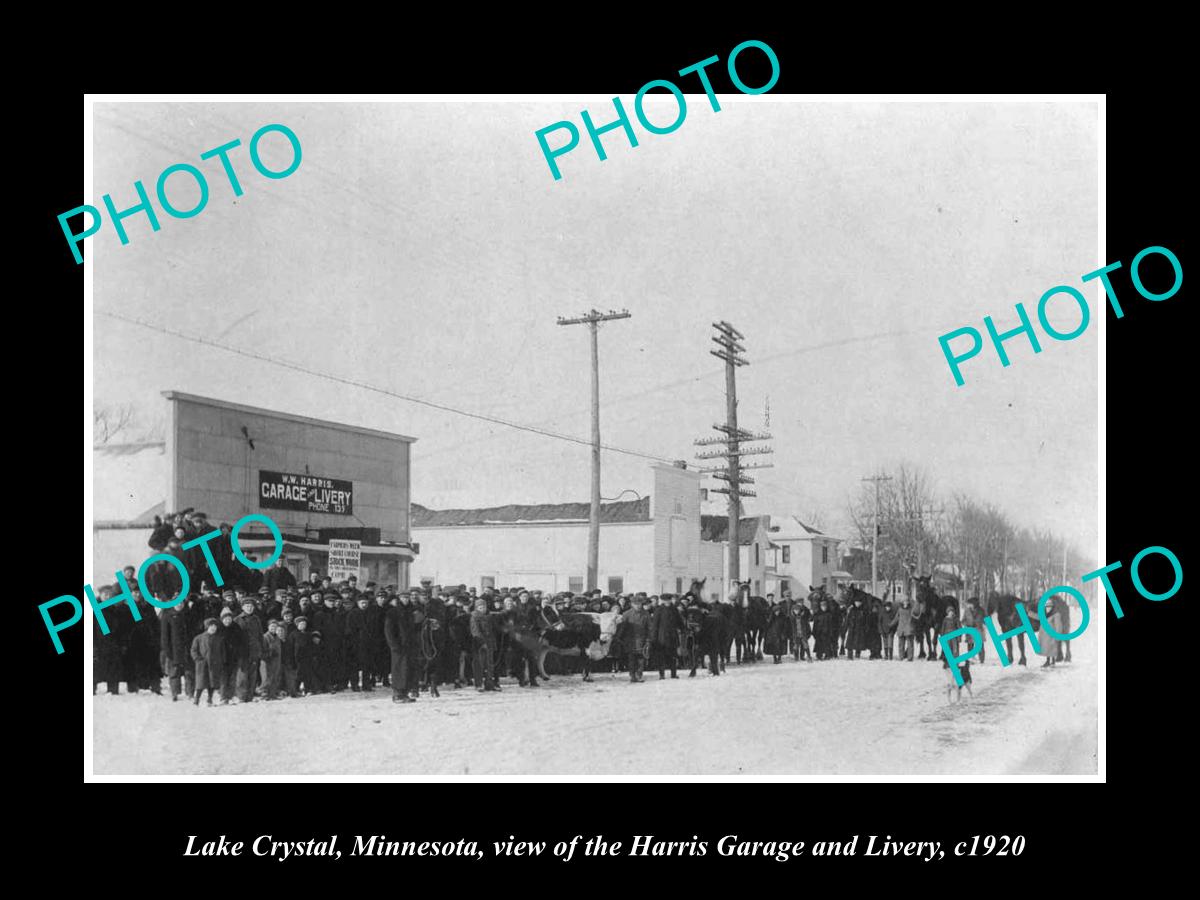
[84,95,1101,778]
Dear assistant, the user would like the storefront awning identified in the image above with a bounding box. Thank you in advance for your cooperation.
[237,538,415,561]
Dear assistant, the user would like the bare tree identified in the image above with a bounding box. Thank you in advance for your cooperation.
[93,402,137,444]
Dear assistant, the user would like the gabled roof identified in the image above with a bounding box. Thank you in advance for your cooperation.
[700,515,766,545]
[411,496,651,528]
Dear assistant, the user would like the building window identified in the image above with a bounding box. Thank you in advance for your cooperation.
[755,544,760,566]
[569,576,584,593]
[700,488,708,501]
[676,577,684,594]
[822,545,829,564]
[607,576,624,595]
[781,545,791,564]
[754,579,761,595]
[481,576,495,590]
[674,499,682,514]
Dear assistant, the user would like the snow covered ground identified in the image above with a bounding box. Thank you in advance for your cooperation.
[92,633,1098,777]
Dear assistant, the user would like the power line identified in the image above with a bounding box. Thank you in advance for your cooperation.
[96,309,675,464]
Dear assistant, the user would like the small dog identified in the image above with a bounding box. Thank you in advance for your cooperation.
[943,657,974,703]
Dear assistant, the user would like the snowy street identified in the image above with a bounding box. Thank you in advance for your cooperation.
[92,633,1097,777]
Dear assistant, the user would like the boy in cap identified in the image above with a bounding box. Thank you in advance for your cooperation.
[622,595,650,682]
[262,620,284,700]
[190,618,222,706]
[234,597,264,702]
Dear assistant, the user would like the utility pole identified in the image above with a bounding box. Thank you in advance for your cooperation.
[695,321,772,594]
[861,474,892,599]
[557,308,631,592]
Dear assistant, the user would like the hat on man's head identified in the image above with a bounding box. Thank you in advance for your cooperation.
[203,617,217,628]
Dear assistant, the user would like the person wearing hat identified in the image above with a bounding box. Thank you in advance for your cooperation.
[290,616,315,695]
[262,620,284,700]
[469,597,499,692]
[649,593,683,679]
[234,597,264,702]
[216,609,241,703]
[385,590,418,702]
[322,592,351,693]
[345,594,371,692]
[264,556,297,593]
[622,594,650,683]
[190,617,222,707]
[160,594,196,702]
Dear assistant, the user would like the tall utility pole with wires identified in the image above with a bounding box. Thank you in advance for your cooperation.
[695,321,772,592]
[861,474,892,598]
[556,308,631,592]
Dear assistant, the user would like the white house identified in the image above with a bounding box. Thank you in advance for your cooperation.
[699,515,776,598]
[409,464,705,595]
[765,517,844,597]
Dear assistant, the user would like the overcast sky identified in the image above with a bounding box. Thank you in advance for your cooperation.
[91,99,1099,560]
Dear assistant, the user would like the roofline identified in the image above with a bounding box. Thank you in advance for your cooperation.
[92,440,166,451]
[411,520,651,530]
[161,391,417,444]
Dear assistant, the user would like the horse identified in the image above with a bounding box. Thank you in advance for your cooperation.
[742,592,770,662]
[985,592,1029,666]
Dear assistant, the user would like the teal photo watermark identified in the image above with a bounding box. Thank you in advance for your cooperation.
[41,513,283,654]
[59,124,302,264]
[535,39,780,181]
[937,245,1183,386]
[939,544,1182,686]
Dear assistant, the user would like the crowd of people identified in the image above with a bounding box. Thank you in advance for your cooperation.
[92,511,1074,708]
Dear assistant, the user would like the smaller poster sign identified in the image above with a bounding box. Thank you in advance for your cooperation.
[327,539,361,583]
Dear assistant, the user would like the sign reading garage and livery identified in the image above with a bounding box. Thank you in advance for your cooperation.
[259,470,353,516]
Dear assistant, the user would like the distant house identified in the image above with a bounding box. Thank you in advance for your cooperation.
[409,464,704,595]
[699,515,775,598]
[768,517,844,597]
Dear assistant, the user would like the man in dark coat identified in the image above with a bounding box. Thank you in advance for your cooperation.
[124,590,162,693]
[233,598,263,702]
[369,592,391,688]
[842,595,871,659]
[160,597,197,700]
[292,617,317,694]
[791,598,812,661]
[649,594,683,679]
[621,596,650,682]
[263,558,297,593]
[216,609,242,703]
[385,592,418,702]
[344,595,369,692]
[469,597,498,692]
[812,599,838,660]
[763,601,793,664]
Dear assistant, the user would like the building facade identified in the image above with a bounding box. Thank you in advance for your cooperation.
[409,464,704,595]
[768,517,845,596]
[93,392,416,587]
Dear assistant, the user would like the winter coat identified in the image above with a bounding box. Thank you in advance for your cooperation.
[385,603,416,653]
[159,604,194,670]
[125,601,162,680]
[343,607,368,666]
[262,631,283,663]
[962,604,984,630]
[234,612,264,663]
[620,608,650,652]
[791,604,812,639]
[842,605,871,651]
[762,609,793,656]
[812,609,838,649]
[896,604,917,637]
[469,610,495,651]
[648,604,683,648]
[878,605,898,635]
[263,567,297,593]
[218,622,245,674]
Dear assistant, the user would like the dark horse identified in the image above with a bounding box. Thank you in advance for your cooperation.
[742,592,770,663]
[985,592,1029,666]
[912,576,961,661]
